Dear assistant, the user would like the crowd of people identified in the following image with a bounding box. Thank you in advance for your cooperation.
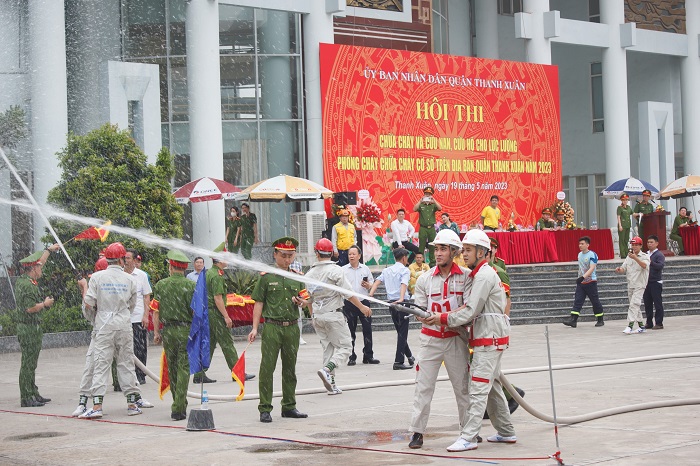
[11,183,691,453]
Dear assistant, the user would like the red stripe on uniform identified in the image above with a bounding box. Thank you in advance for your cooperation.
[471,376,490,383]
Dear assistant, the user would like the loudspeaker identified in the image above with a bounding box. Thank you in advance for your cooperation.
[334,191,357,206]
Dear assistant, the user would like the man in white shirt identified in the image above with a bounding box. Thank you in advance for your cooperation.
[369,248,414,370]
[124,248,152,385]
[390,209,420,264]
[615,236,650,334]
[187,256,205,283]
[342,245,379,365]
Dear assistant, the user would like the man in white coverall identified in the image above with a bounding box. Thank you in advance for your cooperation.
[408,229,471,449]
[420,229,515,452]
[80,242,152,419]
[614,236,650,334]
[304,238,371,395]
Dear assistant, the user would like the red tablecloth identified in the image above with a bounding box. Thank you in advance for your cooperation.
[552,229,615,262]
[227,302,261,327]
[485,231,559,265]
[680,225,700,255]
[484,229,614,265]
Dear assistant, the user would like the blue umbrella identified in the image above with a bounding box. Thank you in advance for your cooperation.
[600,177,660,200]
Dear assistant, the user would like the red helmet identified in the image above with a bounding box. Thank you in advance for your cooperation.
[103,242,127,259]
[315,238,334,253]
[94,257,109,272]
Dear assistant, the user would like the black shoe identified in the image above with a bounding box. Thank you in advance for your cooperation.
[245,373,256,381]
[348,359,356,366]
[562,316,577,328]
[652,324,664,330]
[362,358,380,364]
[260,412,272,423]
[171,412,187,421]
[35,395,51,403]
[281,408,308,419]
[407,356,416,366]
[645,323,654,329]
[408,432,423,449]
[508,387,526,414]
[21,398,45,408]
[476,435,483,443]
[393,363,412,370]
[595,319,604,327]
[193,375,217,384]
[113,385,122,392]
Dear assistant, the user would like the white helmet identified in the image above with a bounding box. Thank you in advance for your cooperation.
[430,229,463,249]
[462,229,491,251]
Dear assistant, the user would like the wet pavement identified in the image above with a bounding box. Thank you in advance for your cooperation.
[1,315,699,465]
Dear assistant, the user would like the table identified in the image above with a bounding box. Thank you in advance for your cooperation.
[485,231,558,265]
[552,229,615,262]
[484,229,614,265]
[679,225,700,255]
[226,294,260,327]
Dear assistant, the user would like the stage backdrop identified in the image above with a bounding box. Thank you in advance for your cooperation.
[320,43,561,228]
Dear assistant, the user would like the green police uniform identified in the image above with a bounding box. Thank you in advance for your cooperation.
[417,202,439,267]
[153,250,195,416]
[617,204,633,257]
[194,265,239,379]
[633,201,654,240]
[239,213,257,260]
[227,217,242,254]
[251,252,303,414]
[14,251,47,404]
[670,214,690,255]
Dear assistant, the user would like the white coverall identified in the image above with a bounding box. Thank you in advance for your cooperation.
[83,265,140,399]
[442,260,515,442]
[619,251,650,323]
[410,262,471,435]
[305,261,353,373]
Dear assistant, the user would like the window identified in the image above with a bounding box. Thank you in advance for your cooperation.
[594,174,607,228]
[498,0,522,16]
[589,0,600,23]
[432,0,449,54]
[590,62,604,133]
[575,176,589,228]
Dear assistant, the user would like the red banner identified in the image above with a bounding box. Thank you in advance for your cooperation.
[320,44,561,228]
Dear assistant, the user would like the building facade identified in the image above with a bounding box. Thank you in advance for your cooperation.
[1,0,698,264]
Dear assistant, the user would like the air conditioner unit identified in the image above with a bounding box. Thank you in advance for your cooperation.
[291,211,327,265]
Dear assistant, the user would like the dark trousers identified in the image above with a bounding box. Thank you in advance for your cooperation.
[571,280,604,317]
[132,323,148,383]
[337,249,350,266]
[343,299,373,360]
[643,281,664,326]
[395,240,420,264]
[390,308,412,364]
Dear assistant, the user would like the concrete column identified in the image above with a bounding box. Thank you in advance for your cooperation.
[260,10,294,238]
[447,0,471,56]
[302,7,335,210]
[523,0,551,64]
[475,0,499,59]
[28,0,69,246]
[186,0,224,251]
[681,0,700,175]
[600,0,631,228]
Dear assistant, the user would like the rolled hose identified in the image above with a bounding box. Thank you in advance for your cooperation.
[134,352,700,424]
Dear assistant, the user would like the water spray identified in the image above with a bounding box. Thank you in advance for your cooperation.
[0,148,78,274]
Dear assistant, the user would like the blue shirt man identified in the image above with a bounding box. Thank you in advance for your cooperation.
[563,236,605,328]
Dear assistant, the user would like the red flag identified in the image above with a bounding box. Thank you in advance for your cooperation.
[159,350,170,400]
[231,352,246,401]
[74,221,111,242]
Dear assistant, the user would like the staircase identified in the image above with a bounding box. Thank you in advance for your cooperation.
[365,257,700,331]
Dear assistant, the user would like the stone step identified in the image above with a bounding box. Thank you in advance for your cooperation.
[511,293,700,309]
[509,306,700,326]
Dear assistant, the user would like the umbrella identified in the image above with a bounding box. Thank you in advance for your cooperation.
[233,174,333,202]
[599,177,660,200]
[173,177,241,204]
[658,175,700,199]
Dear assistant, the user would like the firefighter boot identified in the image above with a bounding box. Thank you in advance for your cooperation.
[595,316,605,327]
[562,314,578,328]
